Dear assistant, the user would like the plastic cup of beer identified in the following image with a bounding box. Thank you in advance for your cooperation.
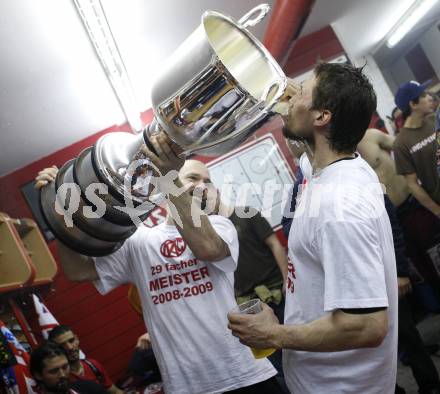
[231,299,276,359]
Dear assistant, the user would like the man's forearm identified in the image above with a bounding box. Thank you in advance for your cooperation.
[409,183,440,215]
[167,179,228,261]
[56,241,98,282]
[271,309,387,352]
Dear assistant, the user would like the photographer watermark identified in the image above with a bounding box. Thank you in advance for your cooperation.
[54,157,388,228]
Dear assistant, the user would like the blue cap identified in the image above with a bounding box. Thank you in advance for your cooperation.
[394,80,431,112]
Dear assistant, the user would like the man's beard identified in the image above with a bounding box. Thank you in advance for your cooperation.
[67,349,79,363]
[282,125,314,146]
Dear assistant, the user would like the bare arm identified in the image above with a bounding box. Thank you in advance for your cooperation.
[360,128,394,152]
[168,178,230,261]
[272,309,388,351]
[143,133,230,262]
[228,304,388,352]
[264,234,288,281]
[56,241,99,282]
[405,173,440,216]
[376,130,395,151]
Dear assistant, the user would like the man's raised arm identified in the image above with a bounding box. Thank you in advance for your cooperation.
[142,134,231,262]
[35,167,99,282]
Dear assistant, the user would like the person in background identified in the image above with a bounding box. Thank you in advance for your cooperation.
[393,81,440,296]
[30,341,107,394]
[357,129,408,207]
[228,62,397,394]
[393,80,439,216]
[369,110,389,134]
[427,91,439,114]
[391,107,404,135]
[388,193,440,394]
[48,325,122,394]
[115,332,162,393]
[356,130,440,394]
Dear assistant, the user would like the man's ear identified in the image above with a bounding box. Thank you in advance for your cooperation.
[409,100,418,111]
[313,109,332,127]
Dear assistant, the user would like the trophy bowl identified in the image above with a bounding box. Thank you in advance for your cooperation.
[40,3,286,256]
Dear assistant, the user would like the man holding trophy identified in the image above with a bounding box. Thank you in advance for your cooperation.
[36,135,283,394]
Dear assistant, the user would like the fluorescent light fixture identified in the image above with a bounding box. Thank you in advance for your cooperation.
[73,0,142,131]
[387,0,439,48]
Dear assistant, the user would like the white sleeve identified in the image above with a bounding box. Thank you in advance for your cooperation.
[207,215,239,273]
[315,220,389,312]
[93,238,134,295]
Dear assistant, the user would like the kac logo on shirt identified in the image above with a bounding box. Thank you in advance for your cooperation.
[160,238,187,258]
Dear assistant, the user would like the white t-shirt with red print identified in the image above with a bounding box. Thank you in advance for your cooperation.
[283,154,398,394]
[93,215,276,394]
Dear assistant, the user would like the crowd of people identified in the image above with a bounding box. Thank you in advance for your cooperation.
[31,62,440,394]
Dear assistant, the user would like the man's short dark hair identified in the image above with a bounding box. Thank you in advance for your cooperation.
[30,341,67,377]
[312,62,377,153]
[48,325,74,342]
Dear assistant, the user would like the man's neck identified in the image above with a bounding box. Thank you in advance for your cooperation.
[404,112,425,129]
[309,138,354,174]
[218,203,234,218]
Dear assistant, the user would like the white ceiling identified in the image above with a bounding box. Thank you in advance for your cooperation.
[0,0,439,176]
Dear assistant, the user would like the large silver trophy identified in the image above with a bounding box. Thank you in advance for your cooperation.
[39,4,286,256]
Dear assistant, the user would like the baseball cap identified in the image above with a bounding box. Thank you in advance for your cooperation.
[394,80,432,111]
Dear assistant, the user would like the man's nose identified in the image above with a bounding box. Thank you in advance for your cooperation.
[194,182,207,192]
[59,368,69,378]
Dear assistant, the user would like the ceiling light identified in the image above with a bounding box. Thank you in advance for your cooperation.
[73,0,142,131]
[387,0,439,48]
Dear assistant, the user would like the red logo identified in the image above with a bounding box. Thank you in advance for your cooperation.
[286,256,296,295]
[160,238,187,258]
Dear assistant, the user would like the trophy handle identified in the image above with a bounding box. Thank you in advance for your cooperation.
[261,80,285,111]
[238,4,270,28]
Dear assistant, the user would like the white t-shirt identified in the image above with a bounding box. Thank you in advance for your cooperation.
[93,215,276,394]
[284,154,398,394]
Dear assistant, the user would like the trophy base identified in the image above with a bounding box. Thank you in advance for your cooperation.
[39,179,124,257]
